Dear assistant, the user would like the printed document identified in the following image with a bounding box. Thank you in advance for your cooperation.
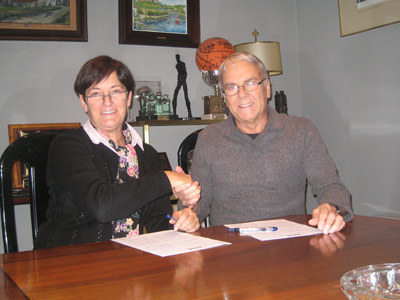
[112,230,231,257]
[225,219,322,241]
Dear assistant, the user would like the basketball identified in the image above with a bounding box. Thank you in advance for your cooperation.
[195,37,235,71]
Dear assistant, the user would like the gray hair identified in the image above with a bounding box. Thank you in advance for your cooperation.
[218,52,269,90]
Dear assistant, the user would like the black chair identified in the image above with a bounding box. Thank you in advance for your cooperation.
[177,129,202,174]
[0,132,56,253]
[177,129,210,227]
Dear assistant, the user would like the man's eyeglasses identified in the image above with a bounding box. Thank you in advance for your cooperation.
[85,89,128,101]
[223,78,267,96]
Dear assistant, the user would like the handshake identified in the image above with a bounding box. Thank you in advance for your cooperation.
[164,167,201,233]
[164,166,201,209]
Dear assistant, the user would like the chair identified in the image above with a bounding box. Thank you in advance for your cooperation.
[0,132,56,253]
[177,129,210,227]
[177,129,202,174]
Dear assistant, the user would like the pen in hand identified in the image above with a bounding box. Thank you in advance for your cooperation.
[227,227,278,233]
[167,214,185,232]
[166,214,178,222]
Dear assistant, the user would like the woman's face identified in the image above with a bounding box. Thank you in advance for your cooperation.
[79,71,132,136]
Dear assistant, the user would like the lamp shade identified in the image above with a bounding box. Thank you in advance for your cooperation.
[234,41,282,76]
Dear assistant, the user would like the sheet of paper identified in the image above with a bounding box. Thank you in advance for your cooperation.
[225,219,322,241]
[112,230,231,257]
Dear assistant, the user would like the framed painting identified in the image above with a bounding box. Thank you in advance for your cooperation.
[338,0,400,37]
[119,0,200,48]
[0,0,87,41]
[8,123,81,197]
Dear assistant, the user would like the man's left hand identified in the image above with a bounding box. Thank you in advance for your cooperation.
[308,203,345,234]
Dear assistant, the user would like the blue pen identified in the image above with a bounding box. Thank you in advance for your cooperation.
[166,214,178,222]
[227,227,278,233]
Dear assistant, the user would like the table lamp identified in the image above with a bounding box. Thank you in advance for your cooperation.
[234,29,282,76]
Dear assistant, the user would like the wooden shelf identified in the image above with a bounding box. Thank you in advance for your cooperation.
[128,119,221,127]
[128,119,223,143]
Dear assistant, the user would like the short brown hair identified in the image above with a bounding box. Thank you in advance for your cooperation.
[74,55,135,97]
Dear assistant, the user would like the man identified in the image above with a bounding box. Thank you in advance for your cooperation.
[177,52,352,234]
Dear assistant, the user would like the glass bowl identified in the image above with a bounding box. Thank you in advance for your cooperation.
[340,263,400,299]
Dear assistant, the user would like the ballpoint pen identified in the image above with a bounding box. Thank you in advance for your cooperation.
[227,227,278,233]
[166,214,186,232]
[166,214,178,222]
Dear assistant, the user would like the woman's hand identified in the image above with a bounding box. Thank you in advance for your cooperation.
[169,208,200,232]
[164,170,193,189]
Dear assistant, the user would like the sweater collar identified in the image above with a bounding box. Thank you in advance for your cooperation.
[82,120,144,154]
[226,104,286,137]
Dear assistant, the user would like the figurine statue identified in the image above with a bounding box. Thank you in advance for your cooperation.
[274,90,288,115]
[172,54,192,119]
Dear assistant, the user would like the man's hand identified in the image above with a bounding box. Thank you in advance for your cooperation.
[172,166,201,208]
[308,203,345,234]
[169,208,200,232]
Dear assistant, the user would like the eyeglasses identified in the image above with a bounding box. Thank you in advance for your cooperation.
[85,89,128,101]
[223,78,267,96]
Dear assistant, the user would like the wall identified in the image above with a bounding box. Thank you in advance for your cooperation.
[296,0,400,218]
[0,0,300,252]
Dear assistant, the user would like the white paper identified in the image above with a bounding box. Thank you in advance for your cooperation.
[112,230,231,257]
[225,219,322,241]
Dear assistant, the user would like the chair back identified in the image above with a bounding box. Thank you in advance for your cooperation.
[177,129,202,174]
[0,132,56,253]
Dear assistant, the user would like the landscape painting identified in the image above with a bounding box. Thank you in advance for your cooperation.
[0,0,87,41]
[0,0,74,30]
[133,0,187,34]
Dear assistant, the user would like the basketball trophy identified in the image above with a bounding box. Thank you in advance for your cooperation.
[200,70,224,119]
[195,37,235,120]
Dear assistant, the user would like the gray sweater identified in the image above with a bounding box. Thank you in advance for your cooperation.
[190,105,353,226]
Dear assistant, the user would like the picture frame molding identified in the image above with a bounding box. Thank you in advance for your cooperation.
[338,0,400,37]
[118,0,200,48]
[0,0,87,42]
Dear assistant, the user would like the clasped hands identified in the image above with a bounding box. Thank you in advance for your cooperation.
[164,166,201,232]
[165,166,201,209]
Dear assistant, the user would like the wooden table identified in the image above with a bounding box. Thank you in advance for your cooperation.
[1,215,399,299]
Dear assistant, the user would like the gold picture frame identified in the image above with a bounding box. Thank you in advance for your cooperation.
[338,0,400,37]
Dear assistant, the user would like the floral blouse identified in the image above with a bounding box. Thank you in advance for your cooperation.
[98,128,141,239]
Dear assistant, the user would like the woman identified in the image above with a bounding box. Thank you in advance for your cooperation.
[35,56,200,249]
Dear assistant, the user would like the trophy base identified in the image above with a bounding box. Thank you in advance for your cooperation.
[203,95,224,114]
[201,113,227,120]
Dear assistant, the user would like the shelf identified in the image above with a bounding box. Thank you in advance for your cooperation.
[128,119,221,127]
[128,119,222,143]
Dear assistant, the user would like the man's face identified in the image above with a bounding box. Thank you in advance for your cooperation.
[222,60,271,133]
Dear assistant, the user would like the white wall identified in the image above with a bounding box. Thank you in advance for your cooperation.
[1,0,399,253]
[296,0,400,219]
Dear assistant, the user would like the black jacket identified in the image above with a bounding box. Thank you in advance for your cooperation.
[35,127,173,249]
